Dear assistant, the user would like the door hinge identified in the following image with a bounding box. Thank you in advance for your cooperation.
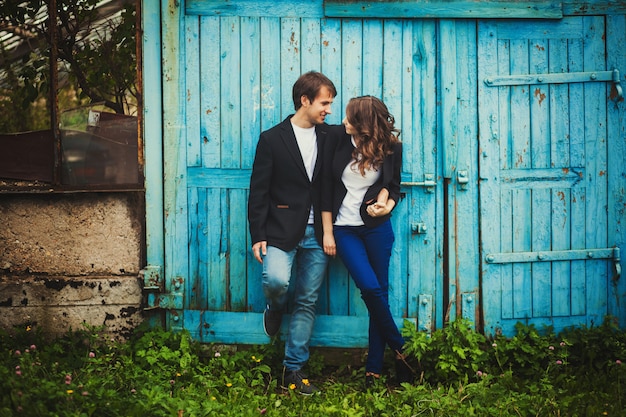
[484,69,623,101]
[140,265,184,310]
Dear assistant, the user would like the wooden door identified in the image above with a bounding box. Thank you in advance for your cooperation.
[478,17,622,336]
[157,2,442,346]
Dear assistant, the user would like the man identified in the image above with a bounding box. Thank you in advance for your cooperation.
[248,71,337,395]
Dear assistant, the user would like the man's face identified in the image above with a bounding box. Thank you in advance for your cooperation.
[301,86,334,126]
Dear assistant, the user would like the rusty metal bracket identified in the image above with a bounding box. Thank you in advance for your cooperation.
[140,265,183,311]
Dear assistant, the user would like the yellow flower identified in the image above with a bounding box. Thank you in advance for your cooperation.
[66,390,74,395]
[226,382,232,387]
[289,383,296,390]
[211,396,216,401]
[176,373,181,377]
[302,379,310,386]
[26,326,32,332]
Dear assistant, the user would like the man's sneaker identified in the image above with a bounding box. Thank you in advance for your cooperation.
[263,305,282,337]
[282,368,319,395]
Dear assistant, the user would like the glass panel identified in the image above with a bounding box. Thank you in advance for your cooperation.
[60,105,138,185]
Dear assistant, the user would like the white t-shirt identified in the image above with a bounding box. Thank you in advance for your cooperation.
[291,122,317,224]
[334,138,381,226]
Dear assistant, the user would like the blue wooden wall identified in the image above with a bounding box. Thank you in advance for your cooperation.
[142,0,626,344]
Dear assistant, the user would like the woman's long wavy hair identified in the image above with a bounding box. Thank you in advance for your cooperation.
[345,95,401,176]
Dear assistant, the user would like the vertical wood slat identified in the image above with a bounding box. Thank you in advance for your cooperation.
[567,29,586,316]
[410,20,440,329]
[583,15,609,325]
[606,14,626,326]
[477,20,503,333]
[162,0,189,331]
[549,38,572,317]
[201,16,221,169]
[529,37,551,318]
[142,0,165,270]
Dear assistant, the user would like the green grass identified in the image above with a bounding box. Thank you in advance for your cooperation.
[1,318,625,416]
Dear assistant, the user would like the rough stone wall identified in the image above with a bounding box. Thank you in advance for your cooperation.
[0,193,145,338]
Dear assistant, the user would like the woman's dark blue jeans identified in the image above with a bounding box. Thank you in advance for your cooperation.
[334,220,405,374]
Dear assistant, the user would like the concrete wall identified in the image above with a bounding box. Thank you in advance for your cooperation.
[0,193,145,338]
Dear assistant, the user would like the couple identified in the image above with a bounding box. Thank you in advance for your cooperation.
[247,71,413,394]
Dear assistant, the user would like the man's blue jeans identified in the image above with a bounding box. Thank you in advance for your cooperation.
[262,225,328,371]
[334,220,405,374]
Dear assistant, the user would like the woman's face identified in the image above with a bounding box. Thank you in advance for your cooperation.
[342,116,356,135]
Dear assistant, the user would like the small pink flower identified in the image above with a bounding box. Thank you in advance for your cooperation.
[260,408,267,414]
[15,370,22,376]
[169,379,175,385]
[24,349,29,354]
[30,344,36,350]
[15,365,20,370]
[65,374,72,384]
[476,371,483,377]
[89,352,96,358]
[14,350,21,356]
[616,360,622,365]
[560,342,566,347]
[81,391,89,396]
[131,388,137,394]
[214,352,221,357]
[556,360,563,365]
[548,346,554,350]
[491,343,497,347]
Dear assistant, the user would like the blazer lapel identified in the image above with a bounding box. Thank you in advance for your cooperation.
[279,117,309,180]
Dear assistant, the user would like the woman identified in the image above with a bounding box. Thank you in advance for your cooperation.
[322,95,413,388]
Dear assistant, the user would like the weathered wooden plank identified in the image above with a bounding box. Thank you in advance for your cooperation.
[567,31,586,317]
[201,16,222,168]
[280,18,301,118]
[320,18,342,124]
[477,20,505,334]
[240,17,261,170]
[411,19,441,328]
[142,0,164,270]
[440,20,458,179]
[260,18,281,130]
[301,18,322,74]
[341,20,363,100]
[221,16,242,169]
[549,38,572,317]
[529,36,552,318]
[361,19,383,97]
[512,189,532,319]
[187,0,324,17]
[606,14,626,325]
[563,1,626,16]
[500,190,514,320]
[186,16,201,168]
[583,16,609,325]
[494,19,583,41]
[324,0,562,19]
[229,189,248,310]
[162,0,189,331]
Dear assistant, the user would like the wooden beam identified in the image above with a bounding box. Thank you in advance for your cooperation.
[324,1,563,19]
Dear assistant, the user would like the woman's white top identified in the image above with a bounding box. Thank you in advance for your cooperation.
[334,137,381,226]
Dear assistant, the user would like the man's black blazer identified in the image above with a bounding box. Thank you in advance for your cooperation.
[248,116,331,251]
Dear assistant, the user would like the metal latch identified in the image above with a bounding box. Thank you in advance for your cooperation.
[457,170,469,191]
[401,174,436,193]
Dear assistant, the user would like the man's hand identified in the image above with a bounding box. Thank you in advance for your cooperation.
[252,241,267,263]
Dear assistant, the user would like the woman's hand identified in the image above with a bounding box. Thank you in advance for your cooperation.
[323,232,336,257]
[366,201,390,217]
